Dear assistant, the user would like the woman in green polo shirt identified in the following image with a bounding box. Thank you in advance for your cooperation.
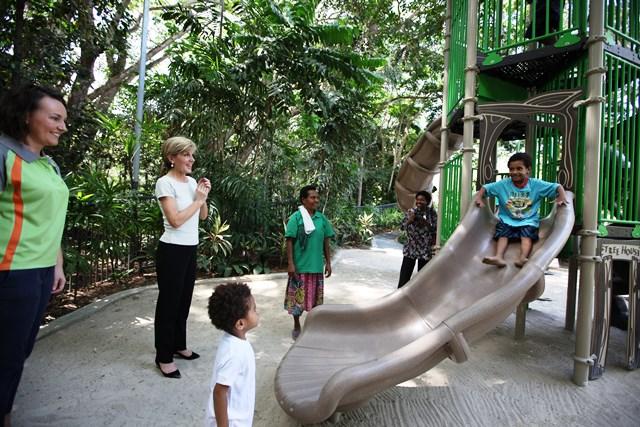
[284,185,335,340]
[0,85,69,427]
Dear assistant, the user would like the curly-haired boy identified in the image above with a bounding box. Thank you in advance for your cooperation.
[205,283,259,427]
[474,152,568,267]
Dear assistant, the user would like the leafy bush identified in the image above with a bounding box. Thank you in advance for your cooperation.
[373,207,404,232]
[63,167,163,289]
[331,205,375,247]
[357,212,375,244]
[198,211,233,274]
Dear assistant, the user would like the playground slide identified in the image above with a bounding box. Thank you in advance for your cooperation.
[394,116,463,211]
[274,193,575,424]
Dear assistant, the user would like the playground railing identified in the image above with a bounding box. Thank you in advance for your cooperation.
[599,52,640,230]
[448,0,470,118]
[440,151,464,243]
[477,0,587,57]
[605,0,640,54]
[538,57,588,223]
[530,114,563,218]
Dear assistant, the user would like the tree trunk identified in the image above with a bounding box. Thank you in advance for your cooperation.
[88,31,185,106]
[357,154,364,206]
[387,123,409,193]
[10,0,26,86]
[68,0,99,111]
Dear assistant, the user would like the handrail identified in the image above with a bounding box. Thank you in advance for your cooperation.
[477,0,587,57]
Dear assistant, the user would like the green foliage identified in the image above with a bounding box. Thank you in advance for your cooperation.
[198,211,233,274]
[331,205,374,247]
[63,167,163,287]
[373,207,404,232]
[357,212,375,243]
[1,1,132,91]
[1,0,452,291]
[331,205,403,247]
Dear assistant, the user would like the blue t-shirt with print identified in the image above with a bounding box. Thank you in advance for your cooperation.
[483,178,559,228]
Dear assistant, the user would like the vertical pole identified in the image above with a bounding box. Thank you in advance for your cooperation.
[515,303,528,340]
[436,0,453,250]
[460,0,479,215]
[357,154,364,207]
[565,244,579,331]
[573,0,605,386]
[132,0,150,191]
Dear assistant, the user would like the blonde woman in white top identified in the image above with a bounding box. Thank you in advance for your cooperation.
[154,136,210,378]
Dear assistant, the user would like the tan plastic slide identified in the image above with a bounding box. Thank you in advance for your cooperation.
[274,140,575,424]
[394,116,463,211]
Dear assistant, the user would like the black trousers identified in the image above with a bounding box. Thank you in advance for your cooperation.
[0,267,53,415]
[397,257,428,288]
[154,241,197,363]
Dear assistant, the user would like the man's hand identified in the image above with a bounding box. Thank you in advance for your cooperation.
[474,187,487,207]
[556,186,569,206]
[288,264,297,279]
[324,263,332,278]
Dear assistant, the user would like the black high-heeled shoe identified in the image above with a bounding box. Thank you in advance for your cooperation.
[174,350,200,360]
[155,361,181,379]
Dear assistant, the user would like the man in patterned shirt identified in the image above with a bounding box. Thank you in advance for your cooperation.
[398,190,437,288]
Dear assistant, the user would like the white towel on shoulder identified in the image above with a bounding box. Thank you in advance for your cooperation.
[298,205,316,234]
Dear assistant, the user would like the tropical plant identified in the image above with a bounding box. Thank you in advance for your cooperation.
[1,0,453,292]
[373,207,404,231]
[198,212,233,273]
[357,211,375,244]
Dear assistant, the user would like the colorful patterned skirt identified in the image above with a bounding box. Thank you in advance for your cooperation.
[284,273,324,316]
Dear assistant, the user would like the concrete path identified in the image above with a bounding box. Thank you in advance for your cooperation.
[13,235,640,426]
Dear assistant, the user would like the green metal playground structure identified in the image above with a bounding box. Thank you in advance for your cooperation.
[435,0,640,386]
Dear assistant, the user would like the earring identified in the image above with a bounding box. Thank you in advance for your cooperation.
[170,162,174,168]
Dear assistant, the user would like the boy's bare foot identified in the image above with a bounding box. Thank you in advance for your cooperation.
[482,256,506,267]
[514,258,529,268]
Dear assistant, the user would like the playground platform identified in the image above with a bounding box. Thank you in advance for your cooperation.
[12,234,640,426]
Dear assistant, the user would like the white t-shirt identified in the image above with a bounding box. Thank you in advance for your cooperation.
[205,333,256,427]
[155,175,200,246]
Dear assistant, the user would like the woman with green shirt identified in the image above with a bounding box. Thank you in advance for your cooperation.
[0,85,69,427]
[284,185,335,340]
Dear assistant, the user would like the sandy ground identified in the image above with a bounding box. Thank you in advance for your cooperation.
[12,234,640,427]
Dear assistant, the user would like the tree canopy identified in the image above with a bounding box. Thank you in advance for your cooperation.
[0,0,447,283]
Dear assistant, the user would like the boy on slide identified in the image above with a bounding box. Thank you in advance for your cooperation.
[474,152,568,268]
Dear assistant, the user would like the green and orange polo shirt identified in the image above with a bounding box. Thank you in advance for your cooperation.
[0,134,69,270]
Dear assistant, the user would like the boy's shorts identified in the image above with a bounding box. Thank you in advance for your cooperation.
[494,221,539,242]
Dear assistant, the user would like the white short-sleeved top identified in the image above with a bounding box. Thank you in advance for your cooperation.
[205,333,256,427]
[155,175,199,246]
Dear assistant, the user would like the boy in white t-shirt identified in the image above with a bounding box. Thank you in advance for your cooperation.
[206,283,259,427]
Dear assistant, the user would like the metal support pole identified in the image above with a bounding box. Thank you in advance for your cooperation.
[460,0,479,215]
[573,0,605,386]
[132,0,150,191]
[436,0,453,250]
[565,252,579,331]
[515,303,528,340]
